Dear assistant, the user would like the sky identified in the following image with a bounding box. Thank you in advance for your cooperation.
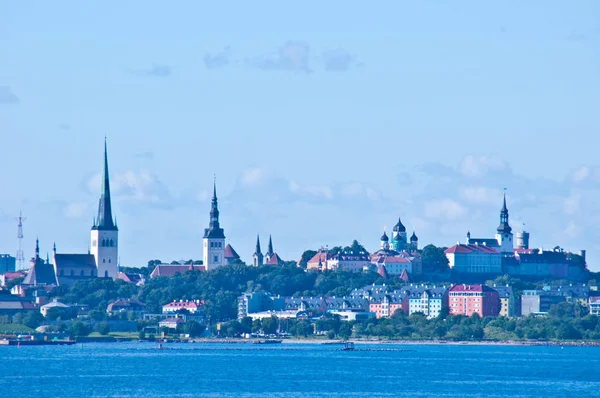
[1,1,600,270]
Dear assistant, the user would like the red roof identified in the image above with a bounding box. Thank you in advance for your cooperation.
[450,284,497,293]
[163,300,204,309]
[224,244,240,259]
[2,272,26,279]
[266,253,284,265]
[150,264,206,278]
[307,251,330,265]
[445,244,500,254]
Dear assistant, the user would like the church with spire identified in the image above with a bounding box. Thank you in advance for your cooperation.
[203,179,226,270]
[465,191,514,253]
[50,139,119,285]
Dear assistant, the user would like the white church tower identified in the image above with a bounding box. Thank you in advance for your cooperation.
[90,139,119,278]
[203,179,226,270]
[495,191,514,253]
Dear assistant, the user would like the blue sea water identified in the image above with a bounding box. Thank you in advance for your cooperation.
[1,342,599,398]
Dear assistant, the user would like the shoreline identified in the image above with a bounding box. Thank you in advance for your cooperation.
[188,338,600,347]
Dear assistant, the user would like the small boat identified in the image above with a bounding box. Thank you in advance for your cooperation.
[342,342,355,351]
[253,339,282,345]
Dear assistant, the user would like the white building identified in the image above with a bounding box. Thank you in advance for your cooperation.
[445,243,502,274]
[202,181,226,270]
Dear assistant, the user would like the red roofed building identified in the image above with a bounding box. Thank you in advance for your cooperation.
[162,299,204,314]
[445,244,502,274]
[264,236,285,266]
[224,244,241,265]
[150,264,206,278]
[306,250,331,272]
[449,284,500,317]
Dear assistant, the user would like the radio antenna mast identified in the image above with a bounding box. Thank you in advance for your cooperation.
[15,211,27,270]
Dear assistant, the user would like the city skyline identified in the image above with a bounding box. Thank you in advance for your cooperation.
[1,2,599,270]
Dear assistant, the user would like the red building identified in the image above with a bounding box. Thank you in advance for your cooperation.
[448,285,499,317]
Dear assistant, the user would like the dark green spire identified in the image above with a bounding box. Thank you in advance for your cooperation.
[267,235,274,257]
[93,138,117,231]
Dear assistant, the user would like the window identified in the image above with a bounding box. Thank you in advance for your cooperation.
[109,259,111,263]
[104,271,108,277]
[110,239,114,247]
[214,255,218,263]
[92,240,97,247]
[210,242,214,248]
[70,270,74,276]
[103,259,106,263]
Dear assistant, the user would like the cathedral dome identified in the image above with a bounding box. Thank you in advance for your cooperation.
[393,217,406,232]
[380,231,389,241]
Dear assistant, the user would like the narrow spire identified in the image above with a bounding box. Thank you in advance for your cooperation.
[255,235,262,255]
[35,237,39,258]
[267,235,274,256]
[502,188,508,212]
[94,138,117,230]
[213,174,217,200]
[53,242,56,252]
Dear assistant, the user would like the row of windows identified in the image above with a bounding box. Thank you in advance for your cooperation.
[59,269,96,277]
[92,239,116,248]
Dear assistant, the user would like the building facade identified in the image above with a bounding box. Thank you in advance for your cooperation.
[445,244,502,274]
[0,254,16,274]
[449,284,500,317]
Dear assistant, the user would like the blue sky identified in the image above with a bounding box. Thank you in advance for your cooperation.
[1,1,600,270]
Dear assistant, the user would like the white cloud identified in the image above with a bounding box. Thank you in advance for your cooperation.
[571,166,590,182]
[288,180,333,199]
[339,182,380,201]
[240,168,266,186]
[424,199,467,220]
[459,155,507,178]
[563,194,581,215]
[63,202,88,219]
[563,221,582,239]
[87,170,171,206]
[459,186,501,205]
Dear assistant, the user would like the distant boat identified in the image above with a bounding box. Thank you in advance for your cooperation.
[342,342,355,351]
[253,340,282,345]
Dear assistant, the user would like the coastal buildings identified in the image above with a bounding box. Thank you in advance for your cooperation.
[162,300,204,314]
[408,286,448,319]
[493,285,516,317]
[464,193,514,253]
[0,255,16,274]
[40,299,70,317]
[107,298,146,315]
[521,285,590,316]
[444,244,502,274]
[369,293,408,318]
[150,263,205,278]
[448,284,500,317]
[589,297,600,316]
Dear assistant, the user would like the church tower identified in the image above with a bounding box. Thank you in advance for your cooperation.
[252,235,263,267]
[90,139,119,279]
[495,191,513,253]
[264,235,274,264]
[391,217,407,252]
[380,231,390,251]
[203,179,226,270]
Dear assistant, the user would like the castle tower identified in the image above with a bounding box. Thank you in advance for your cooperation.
[265,235,274,263]
[515,224,530,250]
[252,235,264,267]
[380,231,390,251]
[203,179,226,270]
[495,191,513,253]
[90,139,119,278]
[391,217,407,252]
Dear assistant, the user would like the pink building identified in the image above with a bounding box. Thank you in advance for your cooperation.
[369,294,409,318]
[448,285,500,317]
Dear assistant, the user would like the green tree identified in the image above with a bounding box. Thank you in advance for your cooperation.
[298,250,318,269]
[95,322,111,335]
[70,321,91,337]
[261,316,279,335]
[23,312,44,329]
[421,244,449,272]
[184,320,206,337]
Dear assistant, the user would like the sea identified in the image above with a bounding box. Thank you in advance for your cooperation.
[1,342,599,398]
